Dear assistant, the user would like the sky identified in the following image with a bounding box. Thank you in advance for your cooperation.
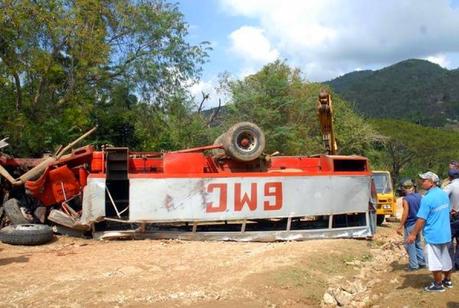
[178,0,459,108]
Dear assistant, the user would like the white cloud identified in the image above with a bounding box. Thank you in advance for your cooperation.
[423,54,451,68]
[229,26,279,64]
[238,66,257,78]
[190,78,229,109]
[220,0,459,80]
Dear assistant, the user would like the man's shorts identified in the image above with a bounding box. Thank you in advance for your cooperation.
[425,243,453,271]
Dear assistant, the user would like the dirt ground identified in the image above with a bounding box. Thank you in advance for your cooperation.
[0,222,458,307]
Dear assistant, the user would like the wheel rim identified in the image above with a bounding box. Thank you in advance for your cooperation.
[236,131,257,152]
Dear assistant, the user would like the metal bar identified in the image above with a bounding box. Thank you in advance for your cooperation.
[62,202,79,218]
[60,181,68,201]
[192,222,197,233]
[241,220,246,233]
[61,203,71,216]
[171,144,222,153]
[105,187,121,218]
[104,217,132,223]
[286,216,292,231]
[328,215,333,229]
[119,207,129,215]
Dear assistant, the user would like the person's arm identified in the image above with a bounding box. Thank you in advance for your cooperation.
[443,184,455,214]
[443,184,452,196]
[406,218,425,244]
[397,199,409,235]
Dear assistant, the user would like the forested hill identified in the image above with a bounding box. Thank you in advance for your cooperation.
[326,59,459,127]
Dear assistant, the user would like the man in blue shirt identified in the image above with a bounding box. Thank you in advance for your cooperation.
[406,171,452,292]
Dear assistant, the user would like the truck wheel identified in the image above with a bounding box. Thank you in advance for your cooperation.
[212,133,226,156]
[3,198,30,225]
[376,215,385,226]
[222,122,265,161]
[0,224,54,245]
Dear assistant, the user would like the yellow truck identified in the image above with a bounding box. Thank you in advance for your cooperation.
[371,170,397,225]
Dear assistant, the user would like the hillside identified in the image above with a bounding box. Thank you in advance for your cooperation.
[326,59,459,127]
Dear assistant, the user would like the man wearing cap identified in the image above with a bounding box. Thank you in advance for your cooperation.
[444,168,459,270]
[442,161,459,188]
[397,179,425,271]
[407,171,452,292]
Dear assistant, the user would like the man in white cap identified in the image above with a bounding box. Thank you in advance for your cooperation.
[406,171,452,292]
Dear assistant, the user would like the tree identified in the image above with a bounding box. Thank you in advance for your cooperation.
[133,89,212,151]
[0,0,209,155]
[221,61,377,156]
[370,119,459,182]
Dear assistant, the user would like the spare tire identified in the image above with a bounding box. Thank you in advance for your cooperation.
[212,133,226,157]
[3,198,30,225]
[222,122,265,161]
[0,224,53,245]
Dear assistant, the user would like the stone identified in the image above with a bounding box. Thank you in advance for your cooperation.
[323,292,337,305]
[335,290,353,306]
[350,281,366,294]
[367,278,381,288]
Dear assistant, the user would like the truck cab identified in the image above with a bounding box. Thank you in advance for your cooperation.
[371,170,396,225]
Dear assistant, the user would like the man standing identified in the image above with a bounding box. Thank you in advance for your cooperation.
[444,168,459,270]
[442,160,458,188]
[407,171,452,292]
[397,179,425,270]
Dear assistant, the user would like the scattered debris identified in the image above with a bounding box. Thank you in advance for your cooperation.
[322,236,405,307]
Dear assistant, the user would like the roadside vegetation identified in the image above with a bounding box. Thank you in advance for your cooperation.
[1,0,458,184]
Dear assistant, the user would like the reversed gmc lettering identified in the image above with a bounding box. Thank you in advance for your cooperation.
[206,182,283,213]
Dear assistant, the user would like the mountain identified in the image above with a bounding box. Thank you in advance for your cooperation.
[326,59,459,127]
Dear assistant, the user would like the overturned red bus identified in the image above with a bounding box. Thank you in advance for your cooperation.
[0,98,377,243]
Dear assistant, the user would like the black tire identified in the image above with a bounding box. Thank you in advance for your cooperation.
[211,133,226,156]
[3,198,29,225]
[0,224,53,245]
[376,215,385,226]
[222,122,265,161]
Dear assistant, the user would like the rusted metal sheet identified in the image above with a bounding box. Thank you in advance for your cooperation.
[93,226,373,242]
[48,209,91,231]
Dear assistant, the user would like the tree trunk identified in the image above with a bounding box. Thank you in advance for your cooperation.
[13,72,22,111]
